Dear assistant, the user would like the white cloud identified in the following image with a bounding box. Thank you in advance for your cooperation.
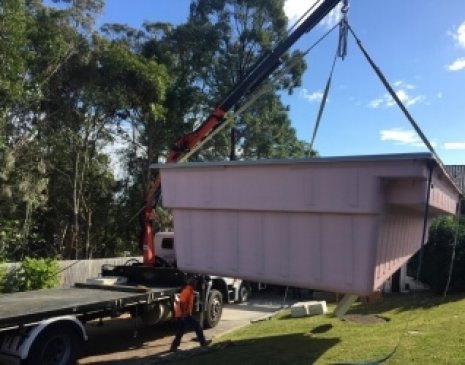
[368,92,425,108]
[368,98,383,108]
[447,57,465,71]
[393,80,414,90]
[447,23,465,72]
[284,0,317,24]
[380,128,437,148]
[300,88,324,102]
[389,90,409,106]
[443,142,465,150]
[380,129,422,146]
[405,95,426,106]
[368,81,425,108]
[284,0,342,29]
[322,3,343,28]
[451,22,465,48]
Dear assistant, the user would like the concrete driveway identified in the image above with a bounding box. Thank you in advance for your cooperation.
[78,291,295,364]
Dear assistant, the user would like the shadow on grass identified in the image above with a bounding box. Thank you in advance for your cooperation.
[348,291,465,316]
[94,333,340,365]
[310,323,333,334]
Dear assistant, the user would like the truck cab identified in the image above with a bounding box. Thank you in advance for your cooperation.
[154,231,251,303]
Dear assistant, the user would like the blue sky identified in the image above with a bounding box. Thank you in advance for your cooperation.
[96,0,465,165]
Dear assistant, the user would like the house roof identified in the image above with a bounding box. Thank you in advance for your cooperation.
[445,165,465,195]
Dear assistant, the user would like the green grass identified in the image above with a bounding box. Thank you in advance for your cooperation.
[169,292,465,365]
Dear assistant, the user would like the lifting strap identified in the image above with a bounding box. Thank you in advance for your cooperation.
[331,18,445,365]
[309,3,349,152]
[347,25,445,297]
[347,25,443,166]
[309,52,337,152]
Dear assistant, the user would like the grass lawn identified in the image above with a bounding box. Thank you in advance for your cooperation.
[168,292,465,365]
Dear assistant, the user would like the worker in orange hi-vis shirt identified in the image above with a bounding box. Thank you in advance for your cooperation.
[170,277,211,352]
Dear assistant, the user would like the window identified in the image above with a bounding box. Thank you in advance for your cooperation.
[161,238,174,250]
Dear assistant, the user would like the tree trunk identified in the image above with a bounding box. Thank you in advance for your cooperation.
[85,208,92,259]
[72,150,80,259]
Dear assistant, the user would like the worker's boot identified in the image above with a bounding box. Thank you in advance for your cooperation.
[202,339,212,347]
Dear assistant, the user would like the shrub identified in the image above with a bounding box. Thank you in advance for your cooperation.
[1,265,22,293]
[20,257,60,291]
[419,216,465,293]
[0,257,60,292]
[0,264,5,292]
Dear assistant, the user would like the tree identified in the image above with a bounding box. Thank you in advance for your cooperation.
[39,29,169,258]
[1,0,171,259]
[0,0,48,260]
[109,0,314,239]
[239,94,312,159]
[97,24,172,253]
[416,216,465,293]
[21,0,109,260]
[185,0,309,161]
[1,0,317,261]
[139,0,310,164]
[0,0,29,111]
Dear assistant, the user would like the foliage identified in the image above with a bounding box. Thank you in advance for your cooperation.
[0,264,5,292]
[20,257,60,290]
[0,257,60,293]
[416,216,465,293]
[239,94,312,159]
[0,0,30,108]
[1,0,318,259]
[1,265,23,293]
[184,0,309,161]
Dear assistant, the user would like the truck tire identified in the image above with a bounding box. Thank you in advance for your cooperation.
[27,324,81,365]
[238,283,251,303]
[204,289,222,329]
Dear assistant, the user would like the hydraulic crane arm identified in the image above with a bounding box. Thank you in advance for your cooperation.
[143,0,341,264]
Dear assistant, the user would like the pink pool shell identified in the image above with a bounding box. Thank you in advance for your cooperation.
[157,153,461,295]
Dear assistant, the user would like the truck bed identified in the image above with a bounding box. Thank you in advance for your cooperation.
[0,284,180,329]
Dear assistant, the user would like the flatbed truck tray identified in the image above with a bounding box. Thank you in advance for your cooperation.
[0,283,180,330]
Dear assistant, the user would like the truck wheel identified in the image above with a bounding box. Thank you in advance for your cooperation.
[238,283,251,303]
[27,325,81,365]
[204,289,222,329]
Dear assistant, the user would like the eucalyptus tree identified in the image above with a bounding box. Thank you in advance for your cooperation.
[0,0,29,112]
[97,23,173,249]
[183,0,310,161]
[133,0,311,167]
[106,0,314,241]
[16,0,121,259]
[0,0,48,260]
[40,27,169,259]
[0,0,170,259]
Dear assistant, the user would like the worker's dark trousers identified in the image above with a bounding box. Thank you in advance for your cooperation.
[171,315,207,348]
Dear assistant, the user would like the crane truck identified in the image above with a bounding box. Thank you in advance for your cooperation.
[0,1,341,364]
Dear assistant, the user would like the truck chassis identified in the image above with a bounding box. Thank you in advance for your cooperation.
[0,279,222,365]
